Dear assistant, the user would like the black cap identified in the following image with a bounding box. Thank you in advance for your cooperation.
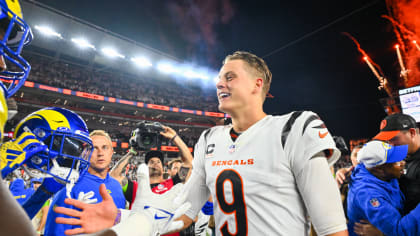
[145,150,164,164]
[373,113,417,141]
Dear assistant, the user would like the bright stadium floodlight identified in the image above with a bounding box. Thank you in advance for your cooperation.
[131,57,152,68]
[183,69,201,79]
[71,38,96,50]
[34,25,63,39]
[101,47,125,59]
[156,62,178,74]
[182,65,211,80]
[196,68,212,80]
[197,73,210,80]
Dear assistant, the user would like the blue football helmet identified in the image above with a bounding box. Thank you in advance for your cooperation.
[0,0,32,98]
[14,107,93,184]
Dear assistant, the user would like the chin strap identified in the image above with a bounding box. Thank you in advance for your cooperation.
[49,159,80,199]
[22,155,82,199]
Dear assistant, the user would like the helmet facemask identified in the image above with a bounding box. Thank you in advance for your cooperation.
[0,1,32,98]
[23,126,93,197]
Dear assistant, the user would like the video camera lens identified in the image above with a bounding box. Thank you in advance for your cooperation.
[129,121,164,150]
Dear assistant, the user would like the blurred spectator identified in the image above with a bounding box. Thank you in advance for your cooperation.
[336,145,363,187]
[167,158,182,178]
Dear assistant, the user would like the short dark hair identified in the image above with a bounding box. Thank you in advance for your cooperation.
[145,151,164,165]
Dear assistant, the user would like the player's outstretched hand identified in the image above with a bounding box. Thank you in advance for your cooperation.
[54,184,118,235]
[0,131,48,178]
[112,164,191,236]
[335,166,354,186]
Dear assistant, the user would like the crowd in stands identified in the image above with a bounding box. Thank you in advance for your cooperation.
[25,53,219,112]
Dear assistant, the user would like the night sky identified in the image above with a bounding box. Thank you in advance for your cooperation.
[33,0,404,141]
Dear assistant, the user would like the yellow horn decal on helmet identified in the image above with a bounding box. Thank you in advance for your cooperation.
[14,109,71,139]
[5,0,23,19]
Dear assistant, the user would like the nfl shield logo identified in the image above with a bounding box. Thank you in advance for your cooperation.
[369,198,380,207]
[229,144,235,153]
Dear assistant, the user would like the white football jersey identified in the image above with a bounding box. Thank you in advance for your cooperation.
[186,111,344,235]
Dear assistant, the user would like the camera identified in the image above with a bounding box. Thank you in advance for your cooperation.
[333,136,349,155]
[129,121,164,150]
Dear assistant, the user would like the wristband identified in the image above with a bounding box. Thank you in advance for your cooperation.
[114,209,122,225]
[170,134,178,143]
[128,148,137,156]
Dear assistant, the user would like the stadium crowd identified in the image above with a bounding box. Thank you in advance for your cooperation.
[25,53,219,112]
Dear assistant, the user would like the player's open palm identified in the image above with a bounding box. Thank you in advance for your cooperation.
[54,184,118,235]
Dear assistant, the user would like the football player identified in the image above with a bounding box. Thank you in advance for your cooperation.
[180,51,348,235]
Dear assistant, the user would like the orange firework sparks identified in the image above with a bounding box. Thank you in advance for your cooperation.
[386,0,420,87]
[395,44,409,83]
[342,33,386,77]
[343,32,392,96]
[413,40,420,51]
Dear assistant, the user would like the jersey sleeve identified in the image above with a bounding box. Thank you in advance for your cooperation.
[295,155,347,235]
[283,111,340,175]
[185,129,211,219]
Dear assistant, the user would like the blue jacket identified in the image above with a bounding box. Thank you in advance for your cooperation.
[22,177,64,219]
[9,178,34,205]
[347,164,420,236]
[44,172,125,236]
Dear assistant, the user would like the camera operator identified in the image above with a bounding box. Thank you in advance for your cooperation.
[123,124,193,211]
[114,124,192,236]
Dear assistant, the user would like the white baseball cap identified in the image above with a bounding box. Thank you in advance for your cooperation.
[357,140,408,168]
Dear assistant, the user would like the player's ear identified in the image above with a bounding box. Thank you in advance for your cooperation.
[253,77,264,94]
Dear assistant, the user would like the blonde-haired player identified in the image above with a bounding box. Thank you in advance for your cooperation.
[180,51,348,235]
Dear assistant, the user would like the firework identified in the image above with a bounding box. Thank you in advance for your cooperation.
[395,44,409,82]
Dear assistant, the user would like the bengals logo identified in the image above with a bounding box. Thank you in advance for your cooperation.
[380,120,387,130]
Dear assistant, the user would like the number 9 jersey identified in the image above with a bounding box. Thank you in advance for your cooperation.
[185,111,347,235]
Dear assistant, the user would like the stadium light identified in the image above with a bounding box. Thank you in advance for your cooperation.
[184,70,204,79]
[101,47,125,59]
[182,65,211,80]
[198,73,210,80]
[131,57,152,68]
[71,38,95,50]
[34,25,63,39]
[156,62,179,74]
[195,68,212,81]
